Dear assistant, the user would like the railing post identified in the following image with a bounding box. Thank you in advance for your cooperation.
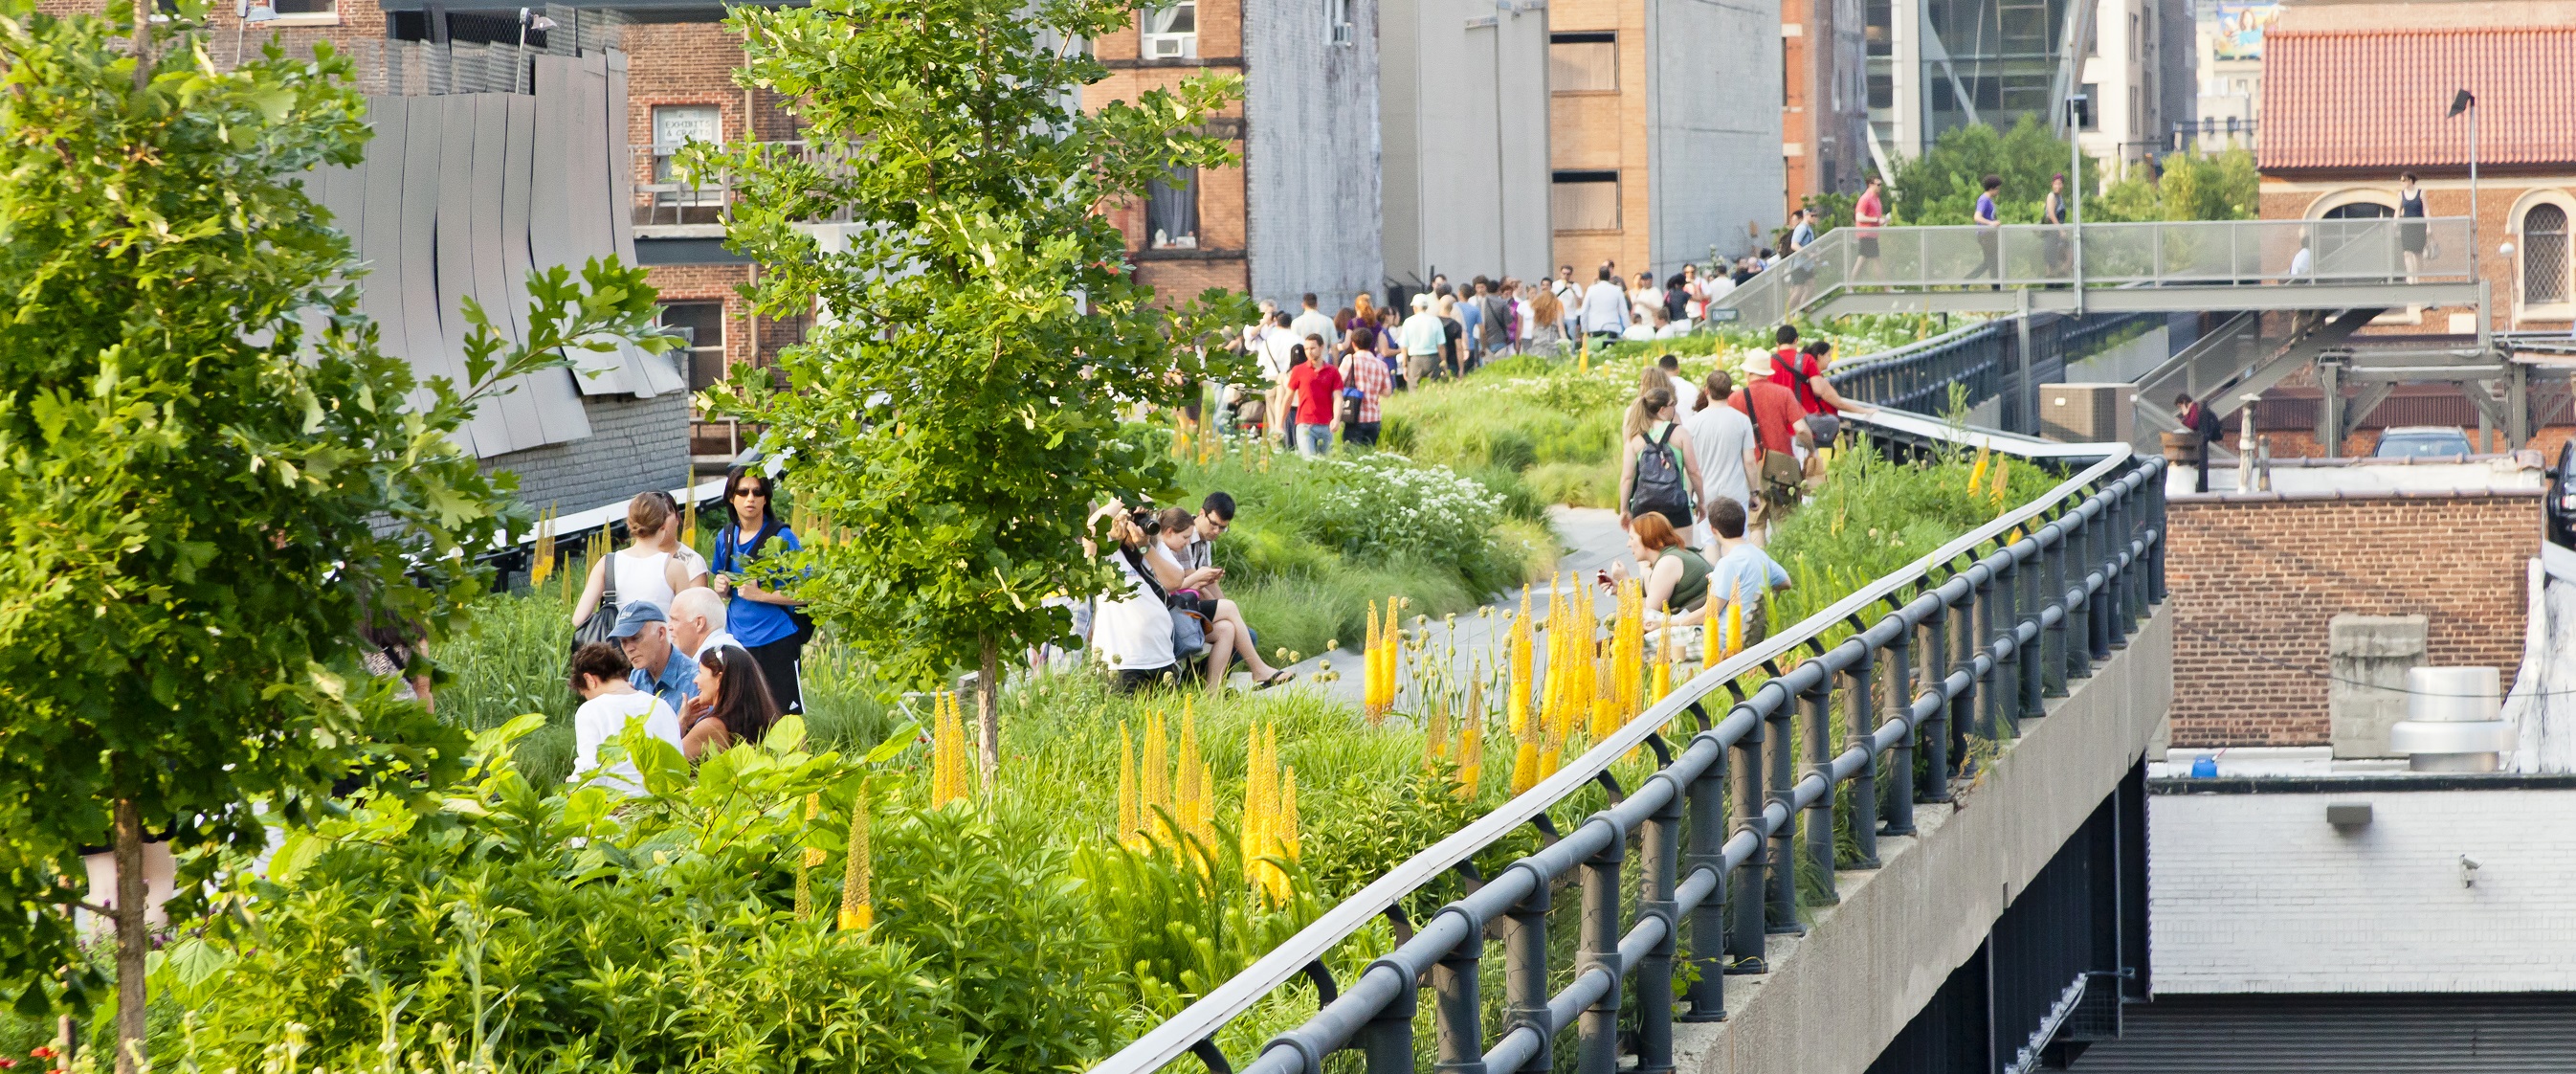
[1973,566,2001,743]
[1842,648,1879,868]
[1635,780,1683,1074]
[2043,519,2069,698]
[1921,599,1954,803]
[1728,707,1770,968]
[1881,621,1917,836]
[2107,489,2131,647]
[2088,504,2115,665]
[1684,744,1730,1018]
[1577,824,1625,1074]
[1765,698,1803,933]
[1503,868,1553,1074]
[1432,908,1487,1074]
[2149,466,2169,604]
[1993,551,2022,738]
[2018,541,2046,719]
[1361,956,1417,1074]
[2066,509,2095,683]
[1800,673,1837,902]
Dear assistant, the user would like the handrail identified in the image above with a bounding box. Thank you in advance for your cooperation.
[1090,432,2167,1074]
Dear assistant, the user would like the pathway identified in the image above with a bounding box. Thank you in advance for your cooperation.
[1262,506,1632,703]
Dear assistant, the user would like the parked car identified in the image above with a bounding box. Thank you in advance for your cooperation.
[2372,426,2475,459]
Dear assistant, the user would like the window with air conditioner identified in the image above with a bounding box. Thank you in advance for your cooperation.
[1328,0,1354,45]
[1549,33,1617,93]
[1550,170,1620,233]
[1143,2,1197,59]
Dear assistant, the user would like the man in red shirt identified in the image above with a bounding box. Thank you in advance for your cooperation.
[1286,333,1342,457]
[1767,327,1874,421]
[1731,360,1805,525]
[1854,174,1886,278]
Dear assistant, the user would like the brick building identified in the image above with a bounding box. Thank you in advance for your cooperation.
[2164,489,2541,748]
[2256,5,2576,333]
[1782,0,1871,213]
[1088,0,1384,309]
[1545,0,1784,278]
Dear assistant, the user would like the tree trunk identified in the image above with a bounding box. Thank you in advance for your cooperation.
[976,635,1001,785]
[111,799,148,1074]
[128,0,150,94]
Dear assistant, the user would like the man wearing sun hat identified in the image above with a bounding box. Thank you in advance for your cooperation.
[1731,348,1807,527]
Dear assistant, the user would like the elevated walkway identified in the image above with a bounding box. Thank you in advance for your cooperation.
[1709,217,2481,325]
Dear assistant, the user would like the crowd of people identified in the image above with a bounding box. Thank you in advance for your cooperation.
[561,463,814,792]
[1226,253,1810,456]
[1606,324,1876,639]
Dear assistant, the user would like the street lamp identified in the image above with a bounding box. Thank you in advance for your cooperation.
[233,0,277,68]
[516,8,559,94]
[2448,89,2477,283]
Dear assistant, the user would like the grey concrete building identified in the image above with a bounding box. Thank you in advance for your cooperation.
[1380,0,1556,289]
[1243,0,1388,305]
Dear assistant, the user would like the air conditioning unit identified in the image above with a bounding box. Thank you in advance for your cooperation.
[1144,33,1193,58]
[2037,383,2135,444]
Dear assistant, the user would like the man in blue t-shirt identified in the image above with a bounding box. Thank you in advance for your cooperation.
[1702,499,1793,648]
[1974,173,2004,286]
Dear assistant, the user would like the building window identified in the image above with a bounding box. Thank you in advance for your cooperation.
[1143,2,1197,59]
[2078,83,2099,129]
[651,104,722,183]
[1551,170,1620,232]
[658,302,727,392]
[2523,203,2570,306]
[1549,32,1617,93]
[2321,202,2392,220]
[1328,0,1354,45]
[1146,168,1199,249]
[269,0,336,18]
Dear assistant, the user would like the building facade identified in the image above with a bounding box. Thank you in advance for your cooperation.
[2188,0,2267,151]
[1090,0,1385,310]
[1381,0,1555,290]
[1785,0,1874,210]
[2256,3,2576,331]
[1864,0,2190,183]
[1547,0,1786,278]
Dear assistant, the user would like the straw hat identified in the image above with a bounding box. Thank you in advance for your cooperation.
[1737,348,1776,380]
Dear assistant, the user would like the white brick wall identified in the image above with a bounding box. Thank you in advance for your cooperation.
[2149,787,2576,994]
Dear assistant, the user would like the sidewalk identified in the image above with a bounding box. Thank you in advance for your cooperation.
[1268,505,1633,704]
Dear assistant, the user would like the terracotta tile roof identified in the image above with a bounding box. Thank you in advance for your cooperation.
[2261,27,2576,173]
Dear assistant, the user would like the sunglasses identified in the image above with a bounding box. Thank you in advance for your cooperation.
[731,487,767,499]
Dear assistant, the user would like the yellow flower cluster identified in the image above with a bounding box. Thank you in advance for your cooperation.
[1240,720,1300,903]
[528,503,561,588]
[1363,596,1406,720]
[928,690,976,806]
[839,781,873,931]
[1115,703,1217,861]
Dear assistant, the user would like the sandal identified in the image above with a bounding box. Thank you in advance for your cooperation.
[1254,670,1298,690]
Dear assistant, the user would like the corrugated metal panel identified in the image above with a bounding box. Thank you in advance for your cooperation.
[605,48,636,266]
[436,95,514,454]
[2070,994,2576,1072]
[359,101,423,415]
[466,93,550,450]
[501,93,592,437]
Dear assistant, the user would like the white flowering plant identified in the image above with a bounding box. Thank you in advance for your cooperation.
[1308,453,1502,566]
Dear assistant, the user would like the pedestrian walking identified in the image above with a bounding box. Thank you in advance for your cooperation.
[1290,292,1336,353]
[1854,175,1887,279]
[1287,340,1342,457]
[1619,387,1709,531]
[1525,285,1567,354]
[572,492,708,640]
[2398,172,2428,277]
[1974,173,2004,284]
[1435,292,1466,378]
[1733,351,1807,526]
[1580,266,1630,342]
[1683,371,1759,543]
[1339,326,1392,447]
[1400,294,1443,388]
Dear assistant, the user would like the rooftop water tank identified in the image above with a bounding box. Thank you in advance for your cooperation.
[2387,666,2509,772]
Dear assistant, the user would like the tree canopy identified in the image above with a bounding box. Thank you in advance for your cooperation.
[0,1,665,1060]
[1889,113,2257,225]
[703,0,1256,765]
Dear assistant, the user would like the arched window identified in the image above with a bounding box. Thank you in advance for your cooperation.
[2322,202,2394,220]
[2522,203,2569,306]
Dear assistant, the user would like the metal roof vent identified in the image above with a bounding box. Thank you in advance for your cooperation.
[2388,666,2510,772]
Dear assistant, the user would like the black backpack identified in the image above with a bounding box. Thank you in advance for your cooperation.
[1628,424,1694,527]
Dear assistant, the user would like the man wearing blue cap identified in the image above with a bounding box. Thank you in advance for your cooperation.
[610,601,698,715]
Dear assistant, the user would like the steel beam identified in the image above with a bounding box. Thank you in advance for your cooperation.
[1814,281,2483,319]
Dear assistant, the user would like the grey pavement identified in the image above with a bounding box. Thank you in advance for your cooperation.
[1254,505,1634,704]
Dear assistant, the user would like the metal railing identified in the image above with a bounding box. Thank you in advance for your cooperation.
[1092,434,2168,1074]
[1825,312,2161,417]
[1714,216,2477,326]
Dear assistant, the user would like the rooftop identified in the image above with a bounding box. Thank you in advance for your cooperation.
[2260,25,2576,173]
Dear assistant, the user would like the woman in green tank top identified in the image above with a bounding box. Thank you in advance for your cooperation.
[1623,511,1718,624]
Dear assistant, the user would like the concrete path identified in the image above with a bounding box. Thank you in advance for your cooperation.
[1260,506,1634,704]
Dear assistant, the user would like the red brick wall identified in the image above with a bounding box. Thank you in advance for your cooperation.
[1088,0,1248,305]
[2257,178,2576,332]
[2166,492,2540,746]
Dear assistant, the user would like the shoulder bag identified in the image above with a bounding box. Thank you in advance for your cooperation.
[570,550,620,656]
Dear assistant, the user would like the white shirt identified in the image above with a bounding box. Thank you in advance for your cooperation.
[1257,330,1301,382]
[1096,548,1177,672]
[1580,280,1630,335]
[690,629,743,660]
[1681,398,1756,513]
[1290,309,1338,350]
[1667,375,1699,415]
[611,549,685,615]
[571,691,683,794]
[2288,246,2313,279]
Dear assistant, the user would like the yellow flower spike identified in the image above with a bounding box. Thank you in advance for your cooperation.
[795,792,820,919]
[1142,708,1169,835]
[1990,456,2011,506]
[1117,721,1138,845]
[1455,715,1483,800]
[838,781,873,932]
[1510,738,1542,794]
[1967,445,1990,495]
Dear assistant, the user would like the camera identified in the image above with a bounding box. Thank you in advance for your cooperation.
[1130,507,1163,536]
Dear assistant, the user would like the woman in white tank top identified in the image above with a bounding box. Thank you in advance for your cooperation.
[573,491,711,628]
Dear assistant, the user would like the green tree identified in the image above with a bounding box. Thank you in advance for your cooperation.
[2093,147,2260,222]
[0,5,668,1067]
[1890,113,2089,225]
[703,0,1255,772]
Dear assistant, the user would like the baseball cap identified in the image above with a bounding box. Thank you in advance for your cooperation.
[609,600,668,639]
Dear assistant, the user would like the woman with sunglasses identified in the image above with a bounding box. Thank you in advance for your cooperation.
[710,463,812,716]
